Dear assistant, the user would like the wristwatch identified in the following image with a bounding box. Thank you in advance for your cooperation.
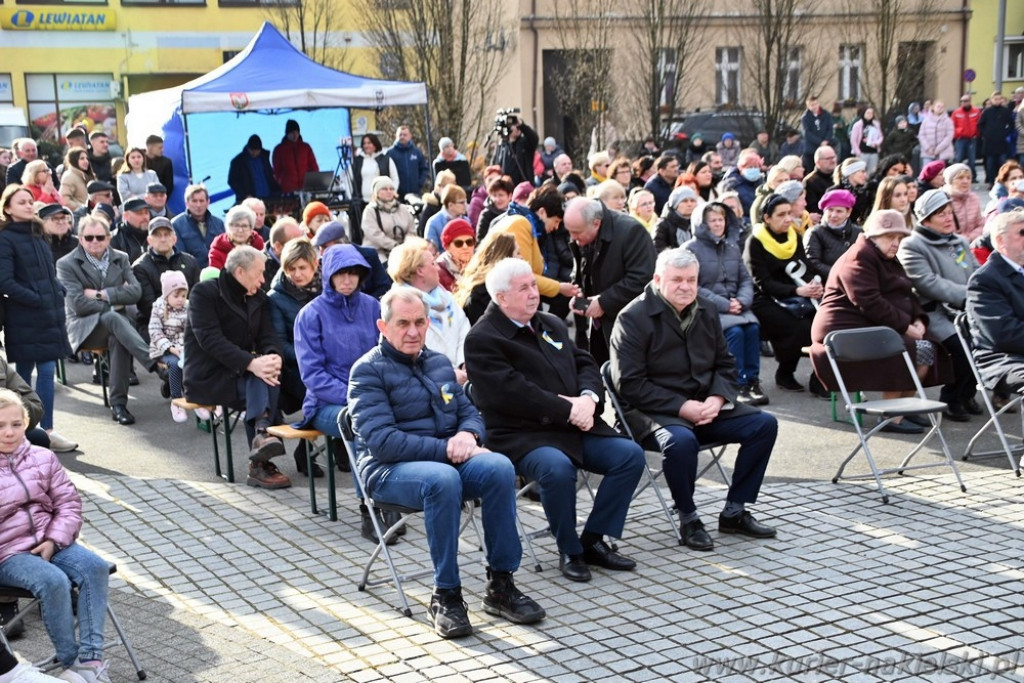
[94,291,103,301]
[581,390,600,404]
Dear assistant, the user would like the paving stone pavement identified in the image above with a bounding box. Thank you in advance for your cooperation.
[7,465,1023,683]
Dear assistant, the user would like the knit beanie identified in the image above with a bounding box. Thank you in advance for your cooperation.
[441,218,475,249]
[161,270,188,299]
[302,201,332,226]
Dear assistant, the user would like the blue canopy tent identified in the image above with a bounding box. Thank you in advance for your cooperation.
[125,22,429,216]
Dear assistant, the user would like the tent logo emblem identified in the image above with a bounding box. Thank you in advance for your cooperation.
[375,90,385,106]
[230,93,249,110]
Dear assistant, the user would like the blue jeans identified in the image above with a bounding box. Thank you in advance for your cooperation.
[724,323,760,387]
[651,411,777,515]
[16,361,55,430]
[368,452,521,589]
[517,434,645,556]
[0,544,109,667]
[954,138,977,180]
[235,374,280,452]
[159,353,182,398]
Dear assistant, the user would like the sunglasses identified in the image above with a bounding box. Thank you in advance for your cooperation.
[451,238,475,248]
[82,234,107,242]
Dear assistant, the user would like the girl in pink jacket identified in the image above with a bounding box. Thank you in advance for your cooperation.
[0,389,111,683]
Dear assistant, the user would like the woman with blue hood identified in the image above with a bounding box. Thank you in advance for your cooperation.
[293,244,389,541]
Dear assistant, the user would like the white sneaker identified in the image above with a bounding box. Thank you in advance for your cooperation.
[0,662,64,683]
[62,662,109,683]
[46,431,78,453]
[55,668,87,683]
[194,407,211,421]
[170,403,188,423]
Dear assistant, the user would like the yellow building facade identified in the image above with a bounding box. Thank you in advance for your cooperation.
[965,0,1024,98]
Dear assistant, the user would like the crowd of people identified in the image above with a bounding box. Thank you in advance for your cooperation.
[2,91,1024,651]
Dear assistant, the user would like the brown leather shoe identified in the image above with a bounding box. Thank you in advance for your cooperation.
[246,461,291,489]
[249,432,286,461]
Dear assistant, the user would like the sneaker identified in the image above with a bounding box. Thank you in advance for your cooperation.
[747,380,770,406]
[245,461,291,489]
[5,662,64,682]
[428,586,472,638]
[194,407,211,421]
[63,661,110,683]
[55,669,88,683]
[170,403,188,423]
[736,385,755,404]
[482,569,545,624]
[0,599,24,639]
[46,431,78,453]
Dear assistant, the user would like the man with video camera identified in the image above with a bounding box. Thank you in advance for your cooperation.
[491,109,539,188]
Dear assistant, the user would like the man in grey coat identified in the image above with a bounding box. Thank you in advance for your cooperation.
[56,214,157,425]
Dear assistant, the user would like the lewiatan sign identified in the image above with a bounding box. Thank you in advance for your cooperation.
[0,8,117,30]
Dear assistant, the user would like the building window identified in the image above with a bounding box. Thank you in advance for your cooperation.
[122,0,204,5]
[784,47,802,104]
[0,75,13,105]
[838,45,861,102]
[715,47,741,106]
[657,49,677,110]
[25,73,117,145]
[1005,40,1024,82]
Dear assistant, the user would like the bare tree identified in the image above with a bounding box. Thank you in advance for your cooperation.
[841,0,944,124]
[743,0,832,141]
[548,0,617,168]
[624,0,709,148]
[265,0,355,72]
[358,0,517,156]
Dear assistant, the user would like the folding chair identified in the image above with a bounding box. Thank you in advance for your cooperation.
[825,326,967,503]
[599,361,730,543]
[0,563,146,681]
[338,408,481,618]
[953,312,1023,476]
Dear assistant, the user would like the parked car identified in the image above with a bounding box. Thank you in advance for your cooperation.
[663,109,767,148]
[0,107,30,149]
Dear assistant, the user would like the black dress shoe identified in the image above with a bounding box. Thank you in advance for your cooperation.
[680,519,714,551]
[808,375,831,399]
[558,553,592,582]
[879,419,924,434]
[942,403,971,422]
[128,370,139,386]
[775,374,804,392]
[903,414,932,428]
[962,397,984,415]
[581,539,636,571]
[111,405,136,425]
[718,511,776,538]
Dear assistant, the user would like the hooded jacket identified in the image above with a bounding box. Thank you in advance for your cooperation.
[272,134,319,193]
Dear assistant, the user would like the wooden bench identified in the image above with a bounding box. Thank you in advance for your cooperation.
[57,348,110,406]
[172,398,238,482]
[267,425,338,521]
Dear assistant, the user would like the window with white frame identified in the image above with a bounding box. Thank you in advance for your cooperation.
[1005,40,1024,81]
[658,48,677,109]
[784,47,802,103]
[715,47,741,106]
[839,45,861,102]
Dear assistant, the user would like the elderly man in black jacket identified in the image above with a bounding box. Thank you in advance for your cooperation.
[563,197,656,367]
[464,258,645,584]
[609,248,778,552]
[184,245,289,489]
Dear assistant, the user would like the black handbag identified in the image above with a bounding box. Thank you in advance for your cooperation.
[775,295,816,319]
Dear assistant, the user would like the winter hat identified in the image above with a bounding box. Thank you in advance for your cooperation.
[721,132,736,142]
[160,270,188,298]
[438,137,454,153]
[37,203,72,220]
[774,180,805,204]
[995,197,1024,213]
[312,220,348,248]
[895,115,908,126]
[914,189,952,222]
[285,119,300,134]
[93,203,116,224]
[148,216,173,234]
[302,201,331,226]
[840,160,867,178]
[918,160,946,183]
[667,185,698,210]
[371,176,396,196]
[818,189,856,211]
[200,266,220,282]
[863,209,911,238]
[511,181,535,204]
[441,218,475,249]
[87,180,114,194]
[942,162,972,185]
[543,137,557,149]
[557,181,580,197]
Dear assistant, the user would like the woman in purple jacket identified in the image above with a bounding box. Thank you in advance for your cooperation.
[0,389,111,683]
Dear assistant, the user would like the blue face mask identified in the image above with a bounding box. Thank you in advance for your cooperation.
[741,167,762,182]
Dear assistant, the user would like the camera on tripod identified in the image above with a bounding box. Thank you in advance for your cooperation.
[492,107,522,139]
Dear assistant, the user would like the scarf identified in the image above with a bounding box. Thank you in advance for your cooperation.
[751,223,798,260]
[84,248,110,278]
[412,284,458,330]
[281,269,323,305]
[374,197,400,214]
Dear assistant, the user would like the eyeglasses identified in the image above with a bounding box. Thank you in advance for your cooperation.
[228,222,252,229]
[451,238,475,248]
[82,234,107,242]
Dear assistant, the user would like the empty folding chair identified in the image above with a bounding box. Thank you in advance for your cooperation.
[338,408,481,618]
[599,361,730,543]
[953,312,1023,476]
[825,326,967,503]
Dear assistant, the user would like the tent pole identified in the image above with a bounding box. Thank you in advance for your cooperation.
[182,110,194,184]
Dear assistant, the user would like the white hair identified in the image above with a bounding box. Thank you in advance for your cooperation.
[485,258,535,301]
[655,247,700,275]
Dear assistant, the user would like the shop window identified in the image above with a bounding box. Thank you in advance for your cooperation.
[25,73,117,145]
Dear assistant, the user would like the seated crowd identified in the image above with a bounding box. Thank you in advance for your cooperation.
[2,108,1022,647]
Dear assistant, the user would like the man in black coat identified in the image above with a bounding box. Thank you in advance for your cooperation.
[132,216,199,340]
[183,245,289,489]
[110,198,152,265]
[966,209,1024,395]
[563,198,656,367]
[977,91,1016,187]
[228,135,282,205]
[464,258,645,584]
[610,248,778,552]
[802,145,838,215]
